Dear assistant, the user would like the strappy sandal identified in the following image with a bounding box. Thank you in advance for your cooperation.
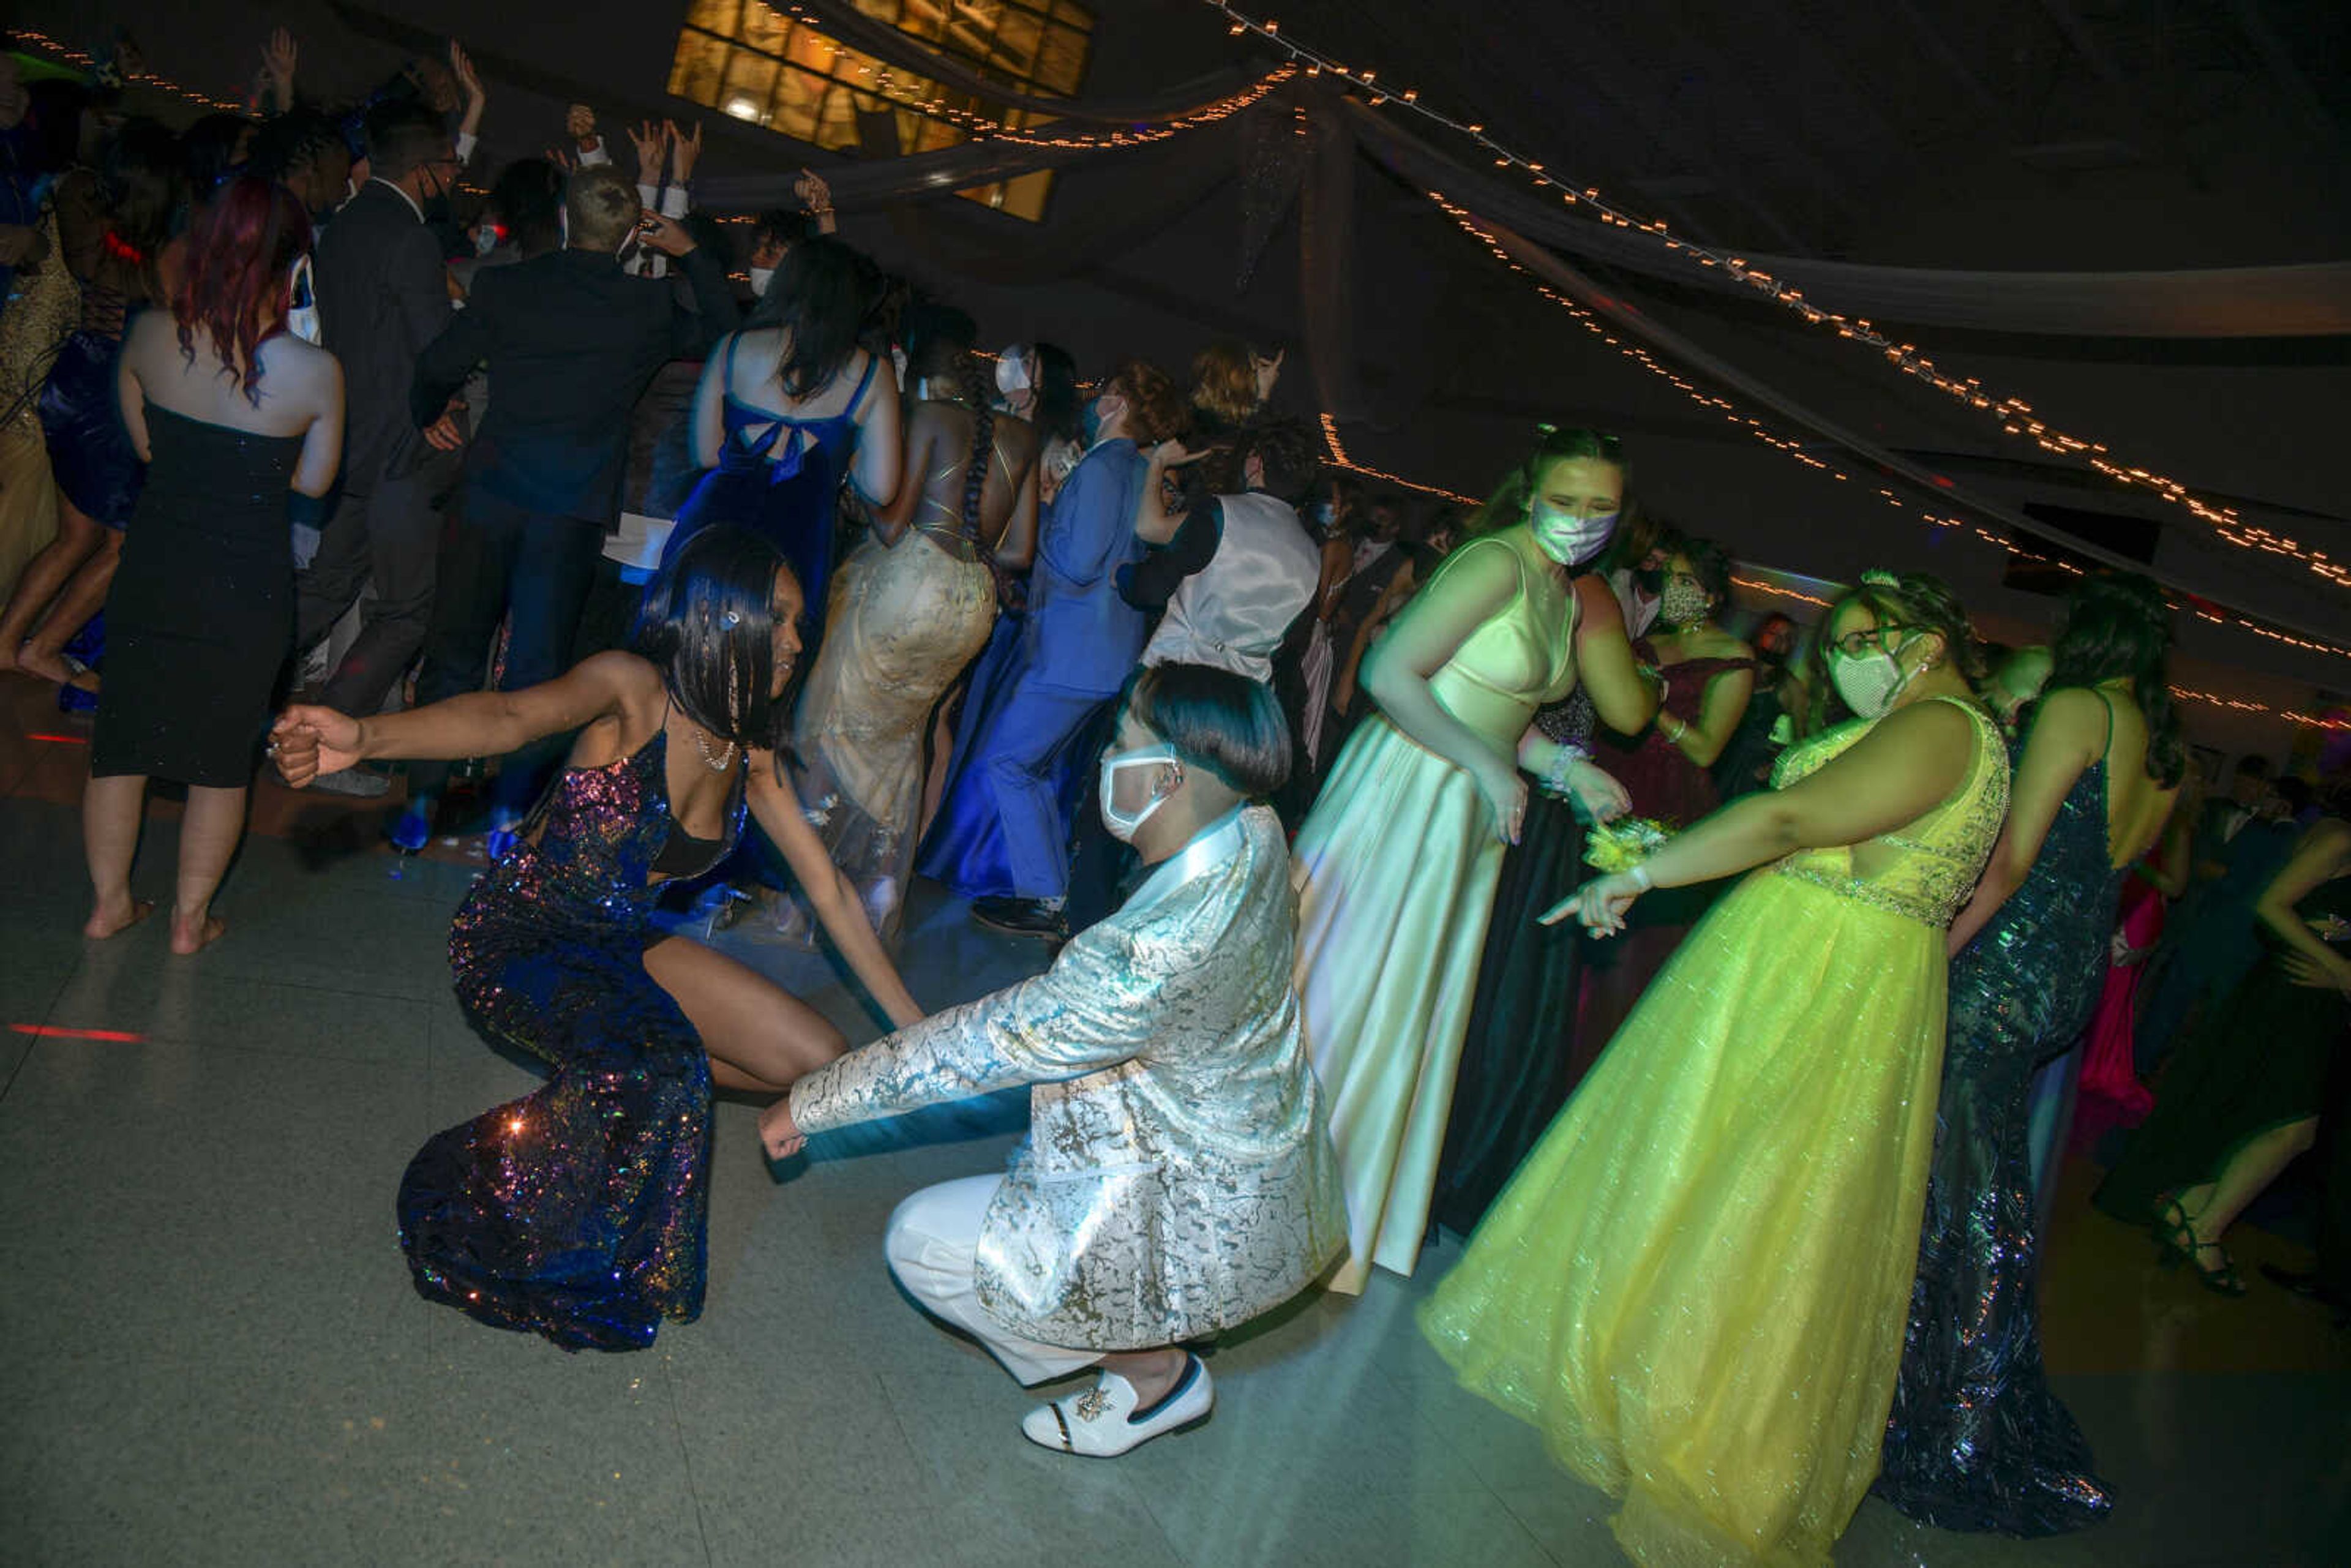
[2153,1198,2248,1296]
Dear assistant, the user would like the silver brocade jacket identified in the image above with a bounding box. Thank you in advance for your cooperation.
[791,805,1348,1349]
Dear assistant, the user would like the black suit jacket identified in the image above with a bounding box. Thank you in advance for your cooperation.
[317,180,454,482]
[410,245,738,525]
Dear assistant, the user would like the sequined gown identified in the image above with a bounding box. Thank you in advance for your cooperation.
[1293,531,1580,1292]
[793,530,997,938]
[1422,696,2009,1568]
[399,729,743,1352]
[1877,721,2124,1534]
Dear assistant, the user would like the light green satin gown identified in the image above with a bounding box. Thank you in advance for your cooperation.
[1291,530,1580,1293]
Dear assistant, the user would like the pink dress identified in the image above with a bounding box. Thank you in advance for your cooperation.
[2075,867,2161,1123]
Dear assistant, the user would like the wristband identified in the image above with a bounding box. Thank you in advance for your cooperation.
[1628,864,1655,893]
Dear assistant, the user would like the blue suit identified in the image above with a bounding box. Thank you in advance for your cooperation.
[918,440,1149,901]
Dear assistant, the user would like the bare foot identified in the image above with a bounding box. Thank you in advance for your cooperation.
[168,910,227,955]
[83,898,156,940]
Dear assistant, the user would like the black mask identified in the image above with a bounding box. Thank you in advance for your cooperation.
[417,163,454,228]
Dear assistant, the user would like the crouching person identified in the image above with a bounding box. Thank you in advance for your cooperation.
[761,662,1345,1455]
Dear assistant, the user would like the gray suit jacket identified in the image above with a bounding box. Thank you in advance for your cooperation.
[792,805,1346,1349]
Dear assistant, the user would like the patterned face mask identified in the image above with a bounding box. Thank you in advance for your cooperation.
[1657,579,1711,627]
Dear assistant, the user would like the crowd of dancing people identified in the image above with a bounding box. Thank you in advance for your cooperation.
[4,30,2349,1568]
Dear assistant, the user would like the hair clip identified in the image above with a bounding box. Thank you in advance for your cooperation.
[721,609,743,629]
[1534,422,1558,437]
[1859,568,1901,588]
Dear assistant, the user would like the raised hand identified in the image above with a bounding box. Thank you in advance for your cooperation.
[667,119,702,183]
[1147,438,1212,470]
[627,119,667,182]
[637,212,696,258]
[259,28,298,112]
[450,39,487,133]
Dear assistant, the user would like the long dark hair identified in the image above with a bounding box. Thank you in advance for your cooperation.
[750,234,864,399]
[1032,341,1081,446]
[173,176,312,405]
[2046,571,2186,786]
[631,527,793,754]
[1472,424,1629,535]
[905,302,993,539]
[102,118,186,265]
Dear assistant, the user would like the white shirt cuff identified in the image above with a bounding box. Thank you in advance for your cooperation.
[579,138,610,167]
[455,130,479,164]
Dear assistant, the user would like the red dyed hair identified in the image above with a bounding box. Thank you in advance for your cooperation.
[172,176,314,405]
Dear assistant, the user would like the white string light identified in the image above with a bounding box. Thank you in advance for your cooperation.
[1196,2,2350,596]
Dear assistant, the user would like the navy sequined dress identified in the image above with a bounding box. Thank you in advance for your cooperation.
[1876,704,2123,1533]
[399,727,743,1352]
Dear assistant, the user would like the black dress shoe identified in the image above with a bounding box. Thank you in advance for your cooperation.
[971,896,1068,940]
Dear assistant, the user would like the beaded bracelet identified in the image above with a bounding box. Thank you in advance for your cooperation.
[1542,742,1591,799]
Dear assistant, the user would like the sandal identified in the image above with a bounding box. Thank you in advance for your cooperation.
[2153,1198,2248,1296]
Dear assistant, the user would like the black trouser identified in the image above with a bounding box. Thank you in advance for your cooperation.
[407,487,607,819]
[293,441,455,717]
[1058,702,1131,932]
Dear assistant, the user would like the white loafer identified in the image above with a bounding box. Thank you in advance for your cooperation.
[1020,1354,1213,1457]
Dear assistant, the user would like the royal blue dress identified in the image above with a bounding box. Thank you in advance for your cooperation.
[1877,699,2123,1534]
[660,340,877,628]
[399,724,744,1352]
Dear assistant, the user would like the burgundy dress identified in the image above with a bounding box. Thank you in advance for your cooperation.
[1578,642,1757,1054]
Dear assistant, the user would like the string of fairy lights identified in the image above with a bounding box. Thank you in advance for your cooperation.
[1195,1,2350,598]
[12,26,2337,729]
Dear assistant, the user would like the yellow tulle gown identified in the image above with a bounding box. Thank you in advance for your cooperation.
[1294,530,1580,1293]
[1421,696,2009,1568]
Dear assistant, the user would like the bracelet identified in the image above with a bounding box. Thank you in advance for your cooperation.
[1542,742,1590,798]
[1628,864,1655,893]
[1662,713,1688,745]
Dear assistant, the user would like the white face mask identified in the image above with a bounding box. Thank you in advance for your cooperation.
[748,264,775,300]
[995,346,1032,396]
[285,253,321,345]
[1528,499,1620,567]
[1829,636,1919,719]
[1098,743,1182,842]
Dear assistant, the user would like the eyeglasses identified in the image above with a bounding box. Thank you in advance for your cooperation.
[1830,623,1908,658]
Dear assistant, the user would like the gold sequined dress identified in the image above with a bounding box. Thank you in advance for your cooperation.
[1420,695,2009,1568]
[0,208,76,597]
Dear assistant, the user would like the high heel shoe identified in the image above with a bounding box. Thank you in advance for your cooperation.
[2153,1198,2248,1296]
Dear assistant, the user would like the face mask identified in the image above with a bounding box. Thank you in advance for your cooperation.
[995,347,1032,396]
[1081,398,1104,446]
[1528,499,1619,567]
[473,223,500,258]
[1656,580,1710,628]
[1098,743,1181,842]
[417,165,452,227]
[747,264,775,299]
[1829,635,1918,719]
[890,345,909,389]
[285,253,321,345]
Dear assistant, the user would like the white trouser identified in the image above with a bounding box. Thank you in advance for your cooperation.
[885,1174,1104,1387]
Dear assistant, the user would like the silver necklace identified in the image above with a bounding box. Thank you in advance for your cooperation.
[689,725,739,773]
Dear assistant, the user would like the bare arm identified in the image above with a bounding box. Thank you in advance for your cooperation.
[274,651,653,778]
[1572,576,1661,736]
[1945,687,2104,955]
[994,456,1040,571]
[116,319,153,465]
[847,354,901,509]
[1133,444,1203,546]
[871,401,932,545]
[691,345,726,471]
[2254,819,2351,990]
[1553,698,1981,928]
[745,759,923,1028]
[290,353,346,499]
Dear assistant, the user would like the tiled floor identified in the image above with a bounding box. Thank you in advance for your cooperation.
[1,671,2345,1567]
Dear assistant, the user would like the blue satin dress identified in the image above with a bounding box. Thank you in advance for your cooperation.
[661,342,878,628]
[1877,703,2123,1533]
[398,727,744,1352]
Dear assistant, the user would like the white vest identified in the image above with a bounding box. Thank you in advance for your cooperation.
[1142,492,1320,683]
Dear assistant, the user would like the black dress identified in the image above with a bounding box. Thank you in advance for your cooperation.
[1430,692,1592,1233]
[91,405,302,788]
[2094,865,2351,1225]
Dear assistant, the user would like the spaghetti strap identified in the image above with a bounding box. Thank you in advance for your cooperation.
[845,353,880,415]
[2093,686,2117,757]
[722,332,741,391]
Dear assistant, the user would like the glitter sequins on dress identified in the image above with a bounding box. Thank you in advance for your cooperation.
[397,727,744,1351]
[1876,700,2123,1534]
[1420,695,2009,1568]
